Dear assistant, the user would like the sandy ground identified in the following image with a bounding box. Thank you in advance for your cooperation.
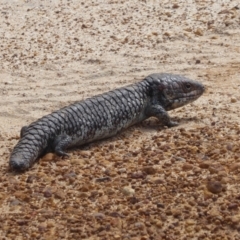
[0,0,240,239]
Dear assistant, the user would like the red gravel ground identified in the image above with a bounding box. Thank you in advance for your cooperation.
[0,0,240,239]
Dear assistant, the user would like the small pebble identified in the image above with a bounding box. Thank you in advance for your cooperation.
[207,181,223,194]
[93,212,105,219]
[228,203,238,210]
[64,172,77,179]
[199,162,210,169]
[56,161,69,167]
[95,176,111,182]
[152,177,164,184]
[41,153,55,162]
[229,163,240,172]
[142,166,156,175]
[182,163,193,171]
[118,168,126,173]
[54,190,65,199]
[122,186,135,196]
[185,219,195,225]
[230,215,240,225]
[134,222,145,229]
[26,175,36,183]
[194,28,203,36]
[130,171,145,179]
[9,199,22,206]
[172,3,179,9]
[43,189,52,198]
[155,220,163,227]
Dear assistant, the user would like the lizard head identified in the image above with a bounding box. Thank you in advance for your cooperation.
[149,73,205,110]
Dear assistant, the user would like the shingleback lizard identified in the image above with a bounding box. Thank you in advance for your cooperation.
[9,73,205,171]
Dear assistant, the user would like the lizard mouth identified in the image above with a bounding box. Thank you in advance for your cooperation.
[166,88,204,110]
[164,82,205,102]
[168,90,204,102]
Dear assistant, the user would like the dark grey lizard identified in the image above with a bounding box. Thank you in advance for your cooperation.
[9,73,204,171]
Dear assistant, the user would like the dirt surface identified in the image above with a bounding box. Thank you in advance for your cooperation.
[1,0,240,239]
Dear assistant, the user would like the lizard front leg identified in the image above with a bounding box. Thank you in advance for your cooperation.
[147,105,178,127]
[52,134,72,157]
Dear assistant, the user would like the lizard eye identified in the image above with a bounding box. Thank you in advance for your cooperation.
[185,83,191,90]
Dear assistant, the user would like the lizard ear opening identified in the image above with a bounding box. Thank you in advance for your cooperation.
[158,83,165,91]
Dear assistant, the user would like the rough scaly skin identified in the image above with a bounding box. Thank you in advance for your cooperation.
[9,73,205,171]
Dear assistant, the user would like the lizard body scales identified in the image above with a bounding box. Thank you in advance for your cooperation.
[9,73,205,171]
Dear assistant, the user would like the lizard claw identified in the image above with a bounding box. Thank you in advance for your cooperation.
[167,121,179,127]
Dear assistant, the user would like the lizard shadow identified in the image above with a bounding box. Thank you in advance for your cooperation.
[139,116,200,131]
[69,116,200,153]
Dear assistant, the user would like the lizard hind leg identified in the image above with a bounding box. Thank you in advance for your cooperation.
[53,134,72,157]
[20,126,28,138]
